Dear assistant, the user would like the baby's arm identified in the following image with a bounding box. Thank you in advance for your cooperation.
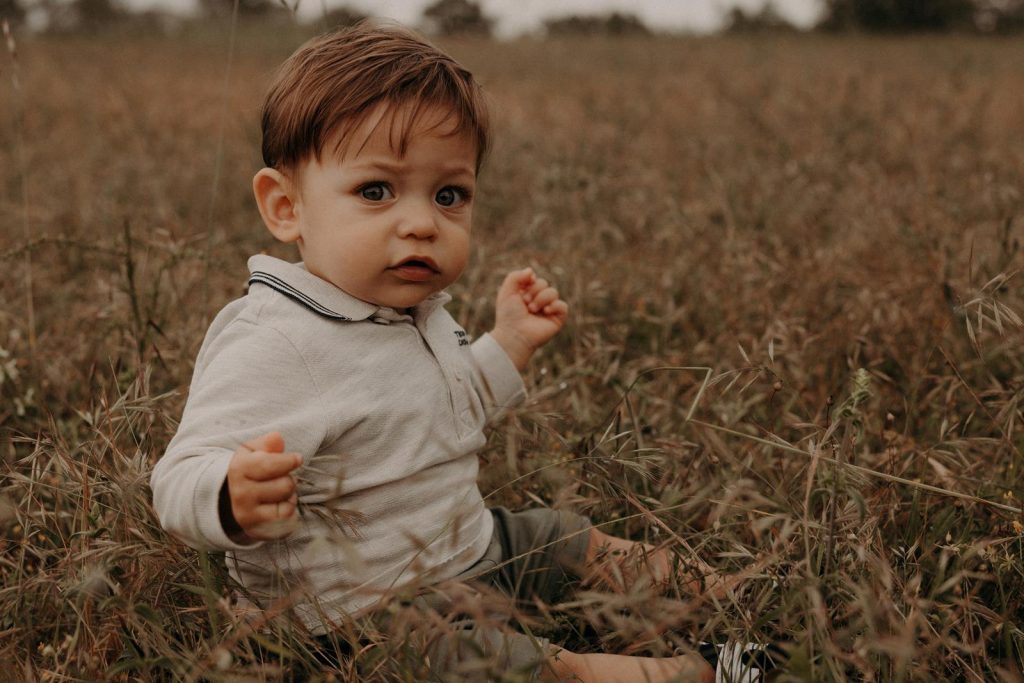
[151,320,326,551]
[489,268,568,371]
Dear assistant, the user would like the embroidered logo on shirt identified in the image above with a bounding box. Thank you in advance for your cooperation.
[454,330,470,347]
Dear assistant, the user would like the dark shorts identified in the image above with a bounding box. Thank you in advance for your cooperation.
[393,506,592,681]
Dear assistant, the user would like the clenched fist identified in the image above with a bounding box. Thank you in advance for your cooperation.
[490,268,569,371]
[220,431,302,542]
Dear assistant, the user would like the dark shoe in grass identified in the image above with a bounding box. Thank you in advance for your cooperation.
[697,640,786,682]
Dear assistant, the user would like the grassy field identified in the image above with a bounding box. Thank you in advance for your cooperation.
[2,25,1024,681]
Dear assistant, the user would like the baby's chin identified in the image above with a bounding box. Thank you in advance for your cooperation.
[364,284,446,311]
[367,272,462,310]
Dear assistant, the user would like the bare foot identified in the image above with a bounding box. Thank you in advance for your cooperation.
[583,528,771,602]
[541,649,714,683]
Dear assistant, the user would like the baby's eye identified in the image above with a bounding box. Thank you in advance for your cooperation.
[435,186,471,208]
[358,183,393,202]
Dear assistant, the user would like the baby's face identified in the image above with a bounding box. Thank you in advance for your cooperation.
[291,103,476,309]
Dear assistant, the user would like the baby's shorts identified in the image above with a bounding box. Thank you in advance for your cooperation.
[409,506,593,681]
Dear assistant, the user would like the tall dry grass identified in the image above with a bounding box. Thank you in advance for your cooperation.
[1,27,1023,681]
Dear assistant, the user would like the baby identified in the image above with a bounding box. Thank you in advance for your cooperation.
[151,22,719,682]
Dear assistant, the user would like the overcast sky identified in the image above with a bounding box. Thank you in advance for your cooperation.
[129,0,825,35]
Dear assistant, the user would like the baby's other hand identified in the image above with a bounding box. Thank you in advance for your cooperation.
[223,431,302,542]
[491,268,568,371]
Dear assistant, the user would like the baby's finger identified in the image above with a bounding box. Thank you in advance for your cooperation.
[527,287,560,313]
[252,474,297,503]
[241,450,303,481]
[542,300,569,318]
[500,268,534,294]
[232,494,292,527]
[253,499,296,522]
[246,500,299,540]
[522,277,549,302]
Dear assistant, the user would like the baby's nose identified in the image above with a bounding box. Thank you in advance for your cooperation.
[397,202,440,239]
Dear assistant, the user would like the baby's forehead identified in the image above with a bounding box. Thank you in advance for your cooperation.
[324,101,477,163]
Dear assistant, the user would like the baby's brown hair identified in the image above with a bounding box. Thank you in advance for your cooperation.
[260,21,490,175]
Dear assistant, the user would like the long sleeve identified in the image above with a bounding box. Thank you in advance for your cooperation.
[151,319,327,552]
[149,260,518,629]
[468,332,526,423]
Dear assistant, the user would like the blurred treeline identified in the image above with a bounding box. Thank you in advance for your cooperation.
[818,0,1024,33]
[3,0,1024,37]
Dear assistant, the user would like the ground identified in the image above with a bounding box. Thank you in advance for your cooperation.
[1,26,1023,681]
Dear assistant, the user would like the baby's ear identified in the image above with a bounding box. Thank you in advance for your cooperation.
[253,167,301,243]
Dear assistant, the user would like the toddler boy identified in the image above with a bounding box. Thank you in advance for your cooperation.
[152,22,718,682]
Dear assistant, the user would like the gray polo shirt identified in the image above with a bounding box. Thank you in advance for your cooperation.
[151,255,526,631]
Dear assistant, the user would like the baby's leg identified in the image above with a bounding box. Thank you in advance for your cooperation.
[403,598,712,683]
[541,647,714,683]
[583,528,727,597]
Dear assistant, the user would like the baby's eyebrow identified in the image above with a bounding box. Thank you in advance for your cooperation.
[352,158,475,179]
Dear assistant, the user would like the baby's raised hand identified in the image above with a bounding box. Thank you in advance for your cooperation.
[223,431,302,541]
[491,268,569,371]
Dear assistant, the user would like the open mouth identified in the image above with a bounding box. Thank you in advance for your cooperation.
[396,257,439,271]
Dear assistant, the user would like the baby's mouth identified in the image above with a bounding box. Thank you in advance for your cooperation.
[389,257,440,282]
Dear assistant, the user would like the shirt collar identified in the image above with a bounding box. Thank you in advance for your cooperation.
[247,254,450,323]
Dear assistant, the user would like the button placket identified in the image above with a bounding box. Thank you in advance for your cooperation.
[423,317,480,430]
[416,316,468,438]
